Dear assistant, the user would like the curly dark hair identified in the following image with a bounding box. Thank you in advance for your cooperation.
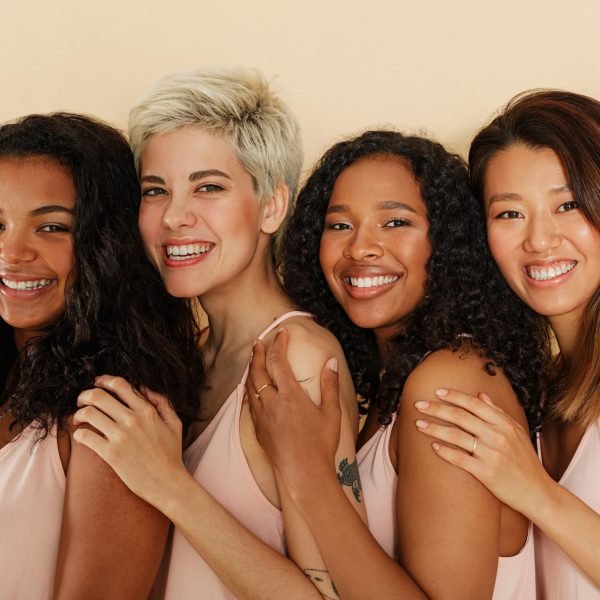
[281,130,550,431]
[0,113,204,435]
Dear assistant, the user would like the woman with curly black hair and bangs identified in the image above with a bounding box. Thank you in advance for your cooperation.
[247,130,550,599]
[0,113,203,599]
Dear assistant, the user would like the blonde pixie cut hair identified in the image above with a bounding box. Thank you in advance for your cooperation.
[128,67,303,207]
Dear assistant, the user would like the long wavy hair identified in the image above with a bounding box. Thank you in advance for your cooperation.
[470,89,600,428]
[0,113,204,435]
[282,130,549,430]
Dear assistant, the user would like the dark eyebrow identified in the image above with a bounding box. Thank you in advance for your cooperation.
[23,205,73,217]
[326,200,418,214]
[140,170,232,185]
[488,185,572,204]
[189,169,231,182]
[377,200,417,213]
[140,175,165,184]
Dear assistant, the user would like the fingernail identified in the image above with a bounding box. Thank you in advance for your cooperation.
[72,430,81,443]
[414,400,429,410]
[432,442,441,451]
[328,357,338,373]
[435,388,448,398]
[415,419,428,429]
[276,326,286,336]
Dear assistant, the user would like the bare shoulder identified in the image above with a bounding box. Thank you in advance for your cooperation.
[263,315,357,418]
[404,347,525,425]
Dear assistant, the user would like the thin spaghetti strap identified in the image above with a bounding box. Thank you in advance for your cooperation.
[257,311,313,341]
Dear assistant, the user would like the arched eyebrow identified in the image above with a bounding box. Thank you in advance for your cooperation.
[140,170,232,185]
[488,185,572,205]
[0,205,73,216]
[326,201,417,214]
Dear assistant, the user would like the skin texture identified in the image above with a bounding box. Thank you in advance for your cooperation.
[248,154,530,598]
[74,126,366,599]
[319,155,429,346]
[0,157,168,599]
[0,158,74,350]
[417,144,600,589]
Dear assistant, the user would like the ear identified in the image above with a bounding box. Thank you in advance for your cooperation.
[260,183,289,234]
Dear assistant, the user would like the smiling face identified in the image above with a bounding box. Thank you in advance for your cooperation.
[138,127,270,300]
[319,155,430,345]
[484,144,600,328]
[0,157,75,348]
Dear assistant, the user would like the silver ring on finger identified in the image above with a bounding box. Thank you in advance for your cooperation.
[470,436,478,456]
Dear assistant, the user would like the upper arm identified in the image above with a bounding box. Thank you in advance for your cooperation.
[265,322,366,596]
[54,436,169,599]
[395,350,516,599]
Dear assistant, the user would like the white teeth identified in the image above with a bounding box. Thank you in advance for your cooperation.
[527,262,576,281]
[166,244,211,260]
[348,275,399,288]
[1,278,55,290]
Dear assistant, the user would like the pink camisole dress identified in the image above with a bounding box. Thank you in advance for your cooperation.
[155,311,312,599]
[0,424,65,599]
[535,420,600,599]
[357,412,536,598]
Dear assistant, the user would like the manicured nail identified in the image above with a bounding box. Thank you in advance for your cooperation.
[72,430,82,443]
[415,419,428,429]
[432,442,441,451]
[328,357,338,373]
[414,400,429,410]
[435,388,448,398]
[275,326,286,336]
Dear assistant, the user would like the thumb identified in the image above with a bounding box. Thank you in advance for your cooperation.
[320,357,341,417]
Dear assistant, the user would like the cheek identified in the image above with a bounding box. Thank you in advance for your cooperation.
[138,207,159,251]
[318,238,338,285]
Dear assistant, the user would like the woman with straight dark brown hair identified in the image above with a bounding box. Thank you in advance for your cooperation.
[415,89,600,598]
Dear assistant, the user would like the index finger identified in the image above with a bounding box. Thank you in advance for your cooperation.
[93,375,148,412]
[264,327,301,394]
[248,339,270,398]
[434,388,507,424]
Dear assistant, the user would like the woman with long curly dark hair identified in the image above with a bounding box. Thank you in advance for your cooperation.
[0,113,203,599]
[247,130,549,598]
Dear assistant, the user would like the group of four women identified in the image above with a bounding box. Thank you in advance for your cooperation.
[0,68,598,599]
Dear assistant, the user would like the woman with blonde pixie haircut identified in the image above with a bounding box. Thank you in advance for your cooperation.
[74,67,365,599]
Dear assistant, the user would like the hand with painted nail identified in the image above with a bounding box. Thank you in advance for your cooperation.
[247,327,342,491]
[414,388,554,517]
[73,375,190,511]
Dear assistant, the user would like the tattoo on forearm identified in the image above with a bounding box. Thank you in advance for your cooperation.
[337,457,362,502]
[303,568,339,599]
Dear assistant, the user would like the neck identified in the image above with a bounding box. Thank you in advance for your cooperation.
[201,259,295,358]
[548,309,584,365]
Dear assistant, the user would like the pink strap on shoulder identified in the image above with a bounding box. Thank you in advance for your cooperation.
[257,311,313,341]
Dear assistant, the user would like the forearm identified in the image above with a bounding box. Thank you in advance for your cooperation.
[288,471,427,600]
[528,477,600,586]
[157,469,322,600]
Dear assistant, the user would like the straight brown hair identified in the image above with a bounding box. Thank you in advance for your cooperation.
[469,89,600,428]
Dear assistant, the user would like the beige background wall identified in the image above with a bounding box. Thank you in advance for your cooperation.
[2,0,599,169]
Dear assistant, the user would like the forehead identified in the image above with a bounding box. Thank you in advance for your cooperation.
[0,156,75,209]
[330,155,424,206]
[141,127,243,172]
[484,145,569,198]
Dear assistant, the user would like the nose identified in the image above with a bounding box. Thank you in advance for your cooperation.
[161,195,197,231]
[0,229,36,264]
[523,212,562,253]
[342,226,384,261]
